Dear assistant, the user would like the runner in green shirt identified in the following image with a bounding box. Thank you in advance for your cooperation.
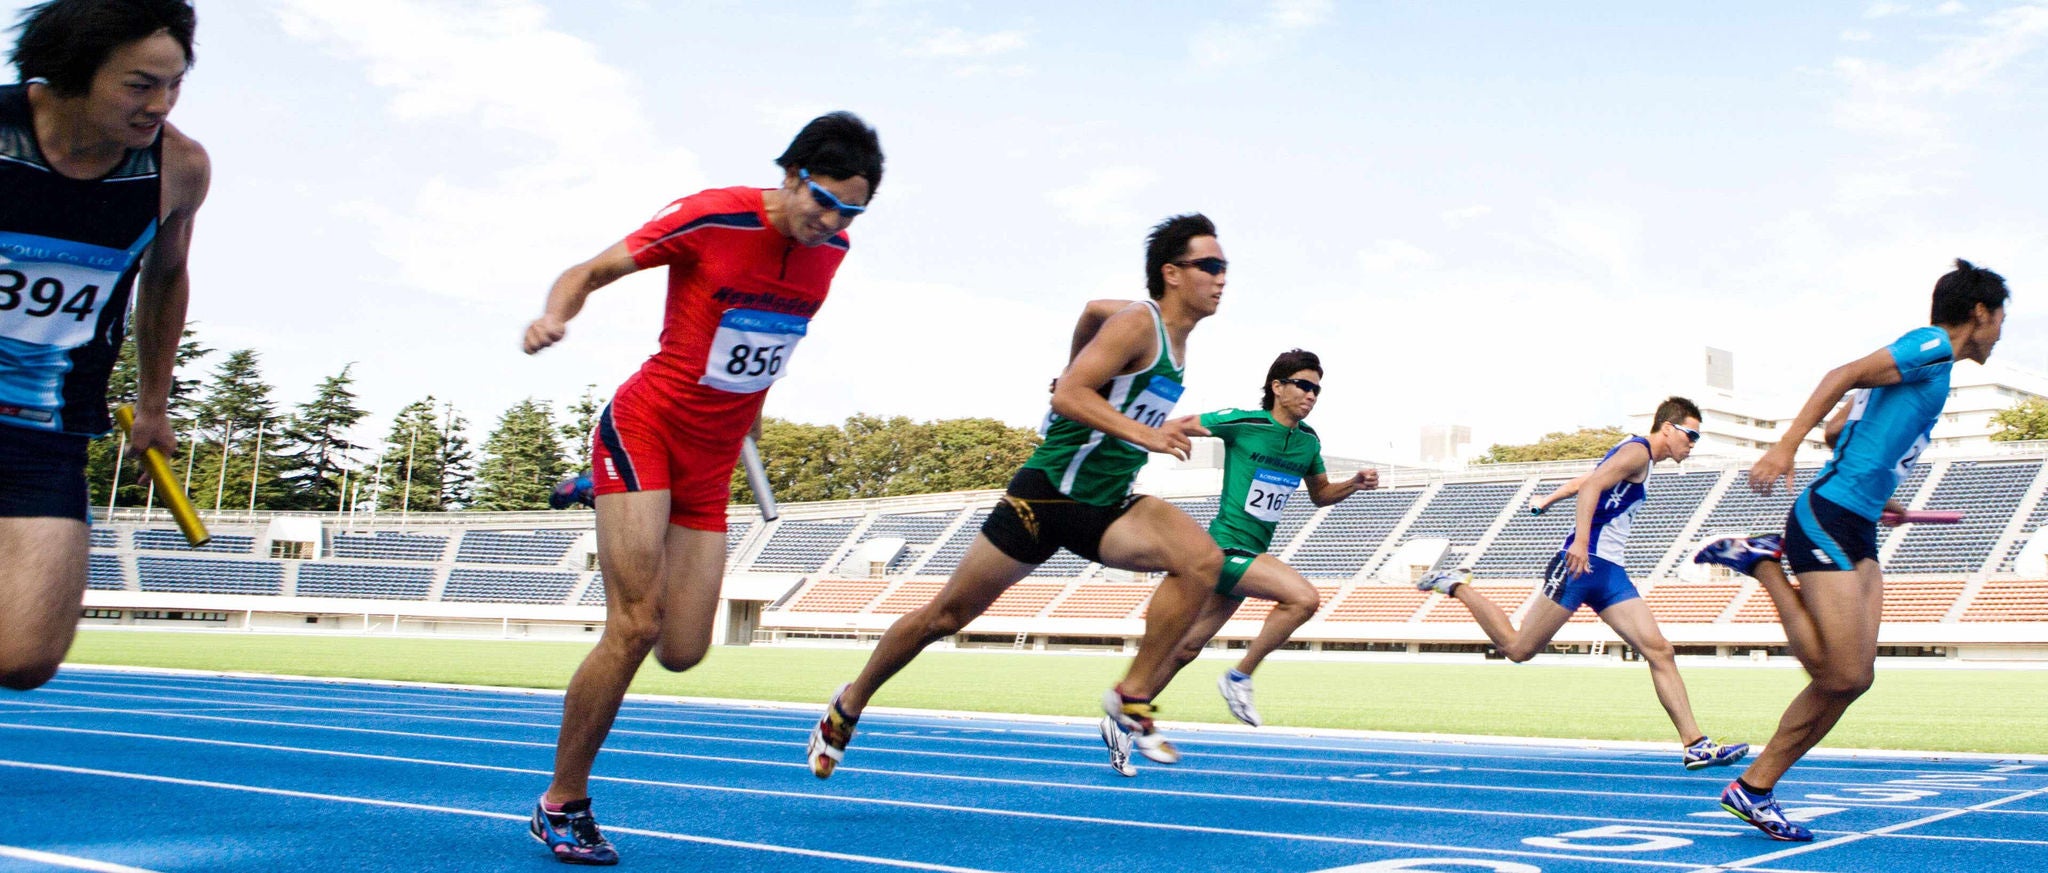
[1149,349,1378,728]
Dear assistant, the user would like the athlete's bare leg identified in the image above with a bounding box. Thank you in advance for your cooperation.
[1597,598,1706,744]
[1154,593,1241,692]
[1227,555,1321,676]
[0,517,89,690]
[1749,559,1825,673]
[1453,585,1574,663]
[838,535,1035,718]
[1098,498,1224,699]
[1742,561,1883,791]
[545,490,723,803]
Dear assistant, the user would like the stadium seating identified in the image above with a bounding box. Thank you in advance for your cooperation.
[88,553,125,590]
[1419,582,1533,622]
[1470,478,1575,579]
[331,531,449,562]
[857,511,958,573]
[1641,581,1742,624]
[1888,461,2040,574]
[1881,579,1967,622]
[787,579,891,613]
[442,568,578,604]
[296,563,436,600]
[135,529,255,554]
[1961,580,2048,622]
[983,581,1068,617]
[135,556,283,595]
[1324,586,1430,622]
[90,528,117,548]
[873,580,944,615]
[454,530,581,566]
[1049,583,1151,619]
[749,518,861,572]
[918,509,991,576]
[1622,469,1724,573]
[1289,488,1422,578]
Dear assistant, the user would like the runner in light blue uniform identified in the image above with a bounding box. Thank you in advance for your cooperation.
[1422,397,1748,771]
[1697,259,2011,842]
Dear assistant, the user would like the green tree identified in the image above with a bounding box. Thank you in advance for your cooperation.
[86,325,210,509]
[472,398,567,511]
[272,364,368,510]
[730,414,1042,503]
[907,417,1040,493]
[1477,426,1629,464]
[735,417,846,504]
[373,397,464,513]
[187,349,287,512]
[1991,397,2048,442]
[558,384,602,471]
[438,400,477,509]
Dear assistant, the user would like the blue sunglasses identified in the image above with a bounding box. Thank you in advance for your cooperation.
[799,168,866,218]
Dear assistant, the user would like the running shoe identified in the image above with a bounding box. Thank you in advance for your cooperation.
[530,797,620,866]
[1694,534,1785,577]
[1098,716,1138,777]
[807,684,857,779]
[1217,672,1262,727]
[1101,687,1179,764]
[1684,737,1751,770]
[1416,567,1468,596]
[1720,781,1813,842]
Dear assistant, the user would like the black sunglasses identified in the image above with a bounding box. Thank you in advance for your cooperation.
[1277,377,1320,395]
[1171,257,1228,276]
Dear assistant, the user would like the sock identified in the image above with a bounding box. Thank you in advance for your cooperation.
[542,796,589,815]
[1227,669,1251,683]
[1736,777,1769,797]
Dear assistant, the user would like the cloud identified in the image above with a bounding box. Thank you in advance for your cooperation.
[1866,1,1912,18]
[1356,239,1438,274]
[1442,205,1493,228]
[1841,28,1875,41]
[1937,1,1969,14]
[271,0,706,304]
[1047,167,1159,229]
[901,26,1029,58]
[1190,0,1334,67]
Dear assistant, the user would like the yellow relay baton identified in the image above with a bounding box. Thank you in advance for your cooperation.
[113,404,211,547]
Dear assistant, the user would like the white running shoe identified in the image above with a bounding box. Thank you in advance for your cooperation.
[1217,672,1262,727]
[1098,716,1138,776]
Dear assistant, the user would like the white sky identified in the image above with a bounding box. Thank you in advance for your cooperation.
[11,0,2048,463]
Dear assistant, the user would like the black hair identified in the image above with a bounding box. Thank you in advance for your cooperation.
[1261,349,1323,411]
[11,0,194,97]
[775,111,884,197]
[1654,396,1702,432]
[1931,259,2009,326]
[1144,213,1217,300]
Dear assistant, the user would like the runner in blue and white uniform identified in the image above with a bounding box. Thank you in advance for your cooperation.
[0,0,209,691]
[1422,397,1749,771]
[1697,260,2010,842]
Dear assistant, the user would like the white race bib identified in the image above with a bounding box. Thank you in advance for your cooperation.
[1116,375,1184,450]
[700,309,809,393]
[1244,468,1301,523]
[0,231,129,348]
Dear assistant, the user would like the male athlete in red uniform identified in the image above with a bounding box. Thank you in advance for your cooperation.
[520,111,883,866]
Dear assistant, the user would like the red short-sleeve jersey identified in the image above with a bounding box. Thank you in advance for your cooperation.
[619,186,849,421]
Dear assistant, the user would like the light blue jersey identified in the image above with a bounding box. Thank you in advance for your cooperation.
[1811,326,1954,520]
[1562,436,1649,565]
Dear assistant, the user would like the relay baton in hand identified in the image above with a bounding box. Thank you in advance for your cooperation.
[741,435,778,522]
[1880,509,1962,526]
[114,405,211,547]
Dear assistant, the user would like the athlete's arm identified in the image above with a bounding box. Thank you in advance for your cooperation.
[524,241,642,354]
[1532,472,1592,514]
[128,125,211,466]
[1051,304,1205,459]
[1067,299,1137,364]
[1752,348,1904,494]
[1307,469,1378,506]
[1564,442,1649,578]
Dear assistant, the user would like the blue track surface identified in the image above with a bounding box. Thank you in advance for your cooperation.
[1,667,2043,872]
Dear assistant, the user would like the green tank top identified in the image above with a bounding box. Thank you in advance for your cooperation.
[1199,408,1325,553]
[1024,301,1186,505]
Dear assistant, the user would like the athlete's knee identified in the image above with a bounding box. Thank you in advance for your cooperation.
[1636,638,1676,664]
[600,611,662,657]
[652,637,708,673]
[1813,663,1875,699]
[1499,641,1542,663]
[1276,592,1319,621]
[1175,544,1225,581]
[1171,638,1207,666]
[917,600,977,640]
[0,658,60,691]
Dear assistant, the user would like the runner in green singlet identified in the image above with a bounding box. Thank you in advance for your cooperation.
[808,214,1228,779]
[1145,349,1377,730]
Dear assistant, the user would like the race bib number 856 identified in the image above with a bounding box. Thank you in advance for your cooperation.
[701,309,809,394]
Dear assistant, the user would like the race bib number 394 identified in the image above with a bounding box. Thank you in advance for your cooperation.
[1245,468,1301,523]
[0,231,131,347]
[700,309,809,394]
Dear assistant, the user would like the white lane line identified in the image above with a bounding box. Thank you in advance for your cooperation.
[0,759,992,873]
[0,757,1765,873]
[1684,786,2048,872]
[10,691,2022,801]
[0,703,2005,821]
[8,718,1998,850]
[0,845,159,873]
